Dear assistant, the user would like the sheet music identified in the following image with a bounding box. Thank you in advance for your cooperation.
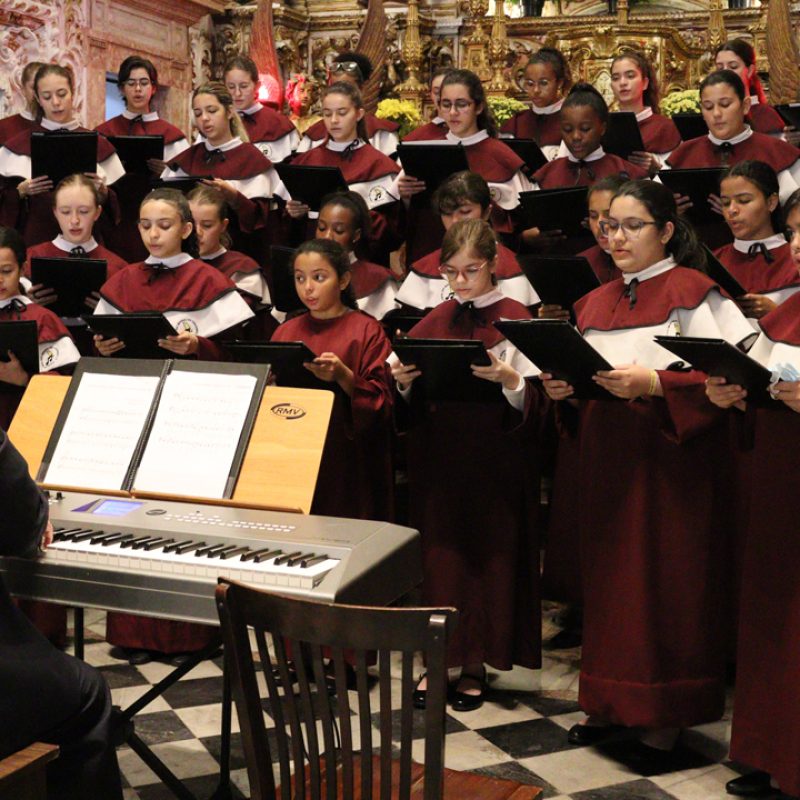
[44,373,161,489]
[133,370,258,499]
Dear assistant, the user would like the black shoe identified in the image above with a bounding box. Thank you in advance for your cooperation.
[622,739,680,776]
[126,649,153,666]
[726,772,774,797]
[168,652,194,667]
[449,669,486,712]
[413,674,428,710]
[567,722,625,746]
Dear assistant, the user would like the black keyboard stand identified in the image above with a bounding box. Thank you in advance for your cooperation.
[73,617,233,800]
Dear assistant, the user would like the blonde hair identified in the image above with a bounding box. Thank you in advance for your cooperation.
[440,218,497,265]
[187,184,233,249]
[53,173,102,207]
[192,82,249,143]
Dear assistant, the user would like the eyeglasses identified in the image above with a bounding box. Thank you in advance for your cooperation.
[599,218,658,239]
[438,260,488,282]
[439,100,474,112]
[331,62,363,79]
[123,79,152,88]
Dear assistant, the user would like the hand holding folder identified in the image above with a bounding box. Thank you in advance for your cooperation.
[0,320,39,390]
[83,312,178,359]
[30,257,108,318]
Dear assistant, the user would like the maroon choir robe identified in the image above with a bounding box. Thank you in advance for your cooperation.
[0,111,35,148]
[350,257,398,321]
[638,112,681,154]
[289,142,403,266]
[729,294,800,796]
[540,243,620,603]
[500,108,562,148]
[402,297,544,670]
[0,298,79,644]
[667,131,798,176]
[271,309,394,521]
[26,239,128,281]
[571,265,754,727]
[533,152,648,189]
[402,119,448,142]
[0,124,123,247]
[96,114,189,262]
[748,101,786,136]
[300,114,399,156]
[236,105,298,163]
[714,240,800,300]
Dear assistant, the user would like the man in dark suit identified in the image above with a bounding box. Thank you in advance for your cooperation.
[0,430,122,799]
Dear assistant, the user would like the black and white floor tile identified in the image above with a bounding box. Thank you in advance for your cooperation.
[72,608,746,800]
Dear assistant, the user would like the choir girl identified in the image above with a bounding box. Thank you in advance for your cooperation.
[706,189,800,800]
[222,55,299,163]
[315,191,399,320]
[270,238,394,521]
[390,218,543,711]
[296,53,400,156]
[500,47,571,160]
[714,39,786,138]
[26,174,129,310]
[396,69,532,261]
[96,56,190,261]
[716,160,800,320]
[95,187,252,662]
[396,170,539,310]
[0,61,44,147]
[541,180,754,762]
[285,81,402,267]
[665,70,800,204]
[0,64,125,247]
[402,67,450,142]
[609,50,681,174]
[160,82,282,258]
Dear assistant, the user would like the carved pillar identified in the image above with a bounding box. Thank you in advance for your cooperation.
[461,0,491,82]
[706,0,727,54]
[616,0,629,26]
[766,0,800,102]
[486,0,512,96]
[396,0,426,106]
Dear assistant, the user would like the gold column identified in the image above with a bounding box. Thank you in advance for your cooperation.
[396,0,426,106]
[766,0,800,103]
[486,0,512,96]
[616,0,629,26]
[462,0,491,82]
[706,0,727,55]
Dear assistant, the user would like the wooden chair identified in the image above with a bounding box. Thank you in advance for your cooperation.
[0,742,58,800]
[216,579,542,800]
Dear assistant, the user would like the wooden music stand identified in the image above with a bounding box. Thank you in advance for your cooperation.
[9,374,334,514]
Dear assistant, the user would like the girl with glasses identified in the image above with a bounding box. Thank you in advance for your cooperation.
[715,160,800,321]
[706,189,800,800]
[541,180,753,766]
[500,47,571,161]
[390,218,543,712]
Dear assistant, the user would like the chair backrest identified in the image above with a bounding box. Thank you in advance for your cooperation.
[216,578,458,800]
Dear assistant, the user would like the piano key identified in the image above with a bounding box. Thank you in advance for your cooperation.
[71,529,102,542]
[143,538,175,551]
[220,547,250,560]
[194,543,223,557]
[131,536,160,550]
[120,535,153,549]
[301,554,329,568]
[55,528,93,541]
[207,545,238,559]
[89,531,119,545]
[273,551,302,566]
[240,547,280,563]
[253,549,284,564]
[162,540,194,554]
[101,533,133,547]
[286,553,313,567]
[175,541,207,555]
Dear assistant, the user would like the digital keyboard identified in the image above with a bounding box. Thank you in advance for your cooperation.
[0,492,422,624]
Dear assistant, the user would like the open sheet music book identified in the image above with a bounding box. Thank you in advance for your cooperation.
[37,357,268,499]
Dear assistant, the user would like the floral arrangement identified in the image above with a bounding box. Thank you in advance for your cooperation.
[376,99,423,138]
[660,89,701,117]
[486,96,528,126]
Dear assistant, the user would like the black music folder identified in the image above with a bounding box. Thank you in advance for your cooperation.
[268,245,304,314]
[37,357,269,498]
[654,335,772,405]
[275,164,348,212]
[671,113,708,141]
[493,319,613,399]
[382,308,425,341]
[226,340,322,389]
[395,143,470,204]
[393,338,499,403]
[775,104,800,130]
[31,131,97,186]
[701,245,746,299]
[519,186,589,238]
[0,320,39,389]
[30,256,107,318]
[517,254,600,312]
[82,312,177,359]
[658,167,725,225]
[603,112,646,160]
[503,138,548,175]
[107,135,164,176]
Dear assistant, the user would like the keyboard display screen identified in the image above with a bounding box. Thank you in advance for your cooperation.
[87,499,145,517]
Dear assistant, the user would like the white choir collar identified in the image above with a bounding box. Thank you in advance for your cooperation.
[145,252,193,268]
[749,97,760,107]
[123,109,158,122]
[566,145,605,163]
[203,247,227,260]
[21,109,35,121]
[240,103,262,116]
[623,255,676,285]
[432,115,445,125]
[0,294,31,309]
[326,137,365,152]
[446,129,489,146]
[203,136,242,152]
[53,235,98,252]
[635,107,653,122]
[41,117,80,132]
[733,234,786,253]
[348,251,358,264]
[531,98,564,116]
[708,125,752,147]
[454,288,504,308]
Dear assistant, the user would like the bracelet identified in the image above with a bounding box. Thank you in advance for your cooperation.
[647,369,659,396]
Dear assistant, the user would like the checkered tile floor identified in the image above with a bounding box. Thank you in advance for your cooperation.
[69,607,750,800]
